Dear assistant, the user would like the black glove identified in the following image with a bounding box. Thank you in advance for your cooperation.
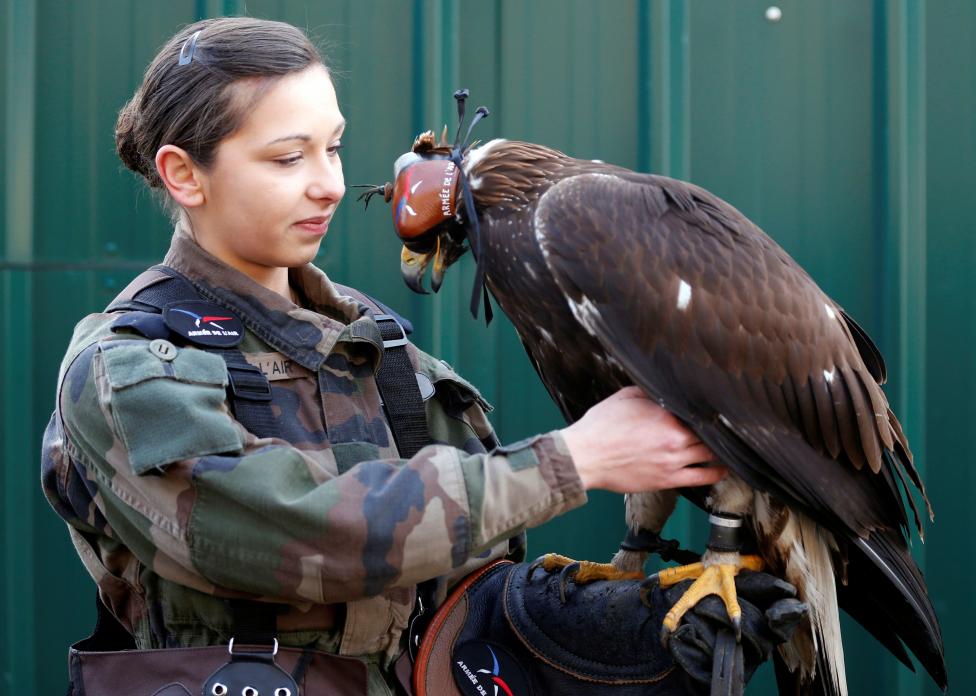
[662,570,808,695]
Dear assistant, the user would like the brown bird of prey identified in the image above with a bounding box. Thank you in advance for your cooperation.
[361,92,946,696]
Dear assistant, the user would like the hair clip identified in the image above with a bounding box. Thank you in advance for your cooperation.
[178,30,201,66]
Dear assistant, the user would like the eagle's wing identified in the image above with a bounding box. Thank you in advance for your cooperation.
[532,171,945,687]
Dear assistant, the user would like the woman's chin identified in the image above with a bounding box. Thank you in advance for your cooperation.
[280,241,323,268]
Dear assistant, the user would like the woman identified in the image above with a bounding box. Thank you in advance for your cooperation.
[43,16,732,695]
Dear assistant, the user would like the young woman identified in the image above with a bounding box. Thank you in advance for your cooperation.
[43,16,743,695]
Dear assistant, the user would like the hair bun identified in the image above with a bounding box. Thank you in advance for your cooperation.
[115,92,162,187]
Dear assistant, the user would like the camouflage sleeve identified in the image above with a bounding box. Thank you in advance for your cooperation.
[59,336,586,605]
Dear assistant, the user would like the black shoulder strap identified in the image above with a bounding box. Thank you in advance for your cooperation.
[373,313,432,459]
[107,265,279,441]
[333,282,414,335]
[333,283,431,459]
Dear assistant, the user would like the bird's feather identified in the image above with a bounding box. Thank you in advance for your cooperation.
[449,141,944,692]
[520,169,943,689]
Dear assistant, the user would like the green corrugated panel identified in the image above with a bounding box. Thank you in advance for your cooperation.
[883,2,929,694]
[3,2,37,694]
[4,1,974,693]
[924,3,974,694]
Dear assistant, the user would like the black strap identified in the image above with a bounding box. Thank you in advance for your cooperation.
[227,599,279,647]
[332,282,415,336]
[290,643,318,683]
[74,590,138,652]
[372,314,431,459]
[329,285,432,459]
[108,266,280,441]
[212,349,277,439]
[620,527,701,565]
[406,578,438,663]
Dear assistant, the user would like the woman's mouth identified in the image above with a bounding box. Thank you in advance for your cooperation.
[294,216,330,235]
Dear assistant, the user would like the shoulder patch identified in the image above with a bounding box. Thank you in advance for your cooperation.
[163,301,244,347]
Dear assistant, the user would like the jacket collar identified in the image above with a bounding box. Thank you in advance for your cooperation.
[162,225,384,371]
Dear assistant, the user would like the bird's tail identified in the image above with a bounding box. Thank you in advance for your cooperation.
[840,528,947,691]
[757,500,848,696]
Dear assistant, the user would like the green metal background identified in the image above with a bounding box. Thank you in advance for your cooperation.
[1,1,971,693]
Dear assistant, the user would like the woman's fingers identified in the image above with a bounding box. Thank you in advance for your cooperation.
[662,443,718,468]
[670,464,729,488]
[615,385,647,399]
[562,386,726,492]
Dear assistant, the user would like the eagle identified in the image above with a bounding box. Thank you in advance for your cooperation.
[360,93,947,695]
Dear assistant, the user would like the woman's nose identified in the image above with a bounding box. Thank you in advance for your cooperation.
[307,159,345,202]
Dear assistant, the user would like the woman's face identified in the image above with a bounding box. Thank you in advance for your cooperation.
[191,64,345,280]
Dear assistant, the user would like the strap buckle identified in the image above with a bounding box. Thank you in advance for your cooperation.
[226,363,273,402]
[228,636,279,656]
[373,313,409,348]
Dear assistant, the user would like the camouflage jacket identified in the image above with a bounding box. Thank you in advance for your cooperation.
[41,230,586,687]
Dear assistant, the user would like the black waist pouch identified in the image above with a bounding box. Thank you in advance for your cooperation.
[412,560,688,695]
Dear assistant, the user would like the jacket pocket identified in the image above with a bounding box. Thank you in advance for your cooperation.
[100,341,245,474]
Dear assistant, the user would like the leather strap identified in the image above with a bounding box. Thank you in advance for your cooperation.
[620,527,700,565]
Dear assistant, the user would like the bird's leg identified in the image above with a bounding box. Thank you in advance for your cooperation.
[529,553,644,601]
[529,491,678,600]
[645,512,764,641]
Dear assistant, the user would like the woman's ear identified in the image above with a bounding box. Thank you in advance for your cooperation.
[155,145,206,207]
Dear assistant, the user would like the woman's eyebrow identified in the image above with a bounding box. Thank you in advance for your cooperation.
[265,120,346,147]
[265,133,310,146]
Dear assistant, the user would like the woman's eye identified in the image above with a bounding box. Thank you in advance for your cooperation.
[274,155,303,167]
[327,142,344,156]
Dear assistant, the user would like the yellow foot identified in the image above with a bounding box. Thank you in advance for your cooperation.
[652,555,764,641]
[529,554,644,603]
[534,553,644,582]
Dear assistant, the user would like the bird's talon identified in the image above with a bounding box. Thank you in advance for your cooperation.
[527,555,547,581]
[639,584,654,609]
[558,562,581,603]
[653,555,763,643]
[639,574,662,609]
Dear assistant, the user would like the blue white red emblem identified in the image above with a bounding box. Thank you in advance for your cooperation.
[452,640,531,696]
[162,300,244,348]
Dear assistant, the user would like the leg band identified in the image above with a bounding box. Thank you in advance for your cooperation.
[707,513,743,552]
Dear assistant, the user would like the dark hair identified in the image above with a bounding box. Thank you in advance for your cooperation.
[116,17,324,188]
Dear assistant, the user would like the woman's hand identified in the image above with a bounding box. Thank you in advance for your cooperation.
[561,386,726,492]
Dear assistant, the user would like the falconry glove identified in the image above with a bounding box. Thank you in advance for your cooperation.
[409,560,807,695]
[663,571,809,694]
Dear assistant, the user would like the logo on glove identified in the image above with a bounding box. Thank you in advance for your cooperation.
[452,640,530,696]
